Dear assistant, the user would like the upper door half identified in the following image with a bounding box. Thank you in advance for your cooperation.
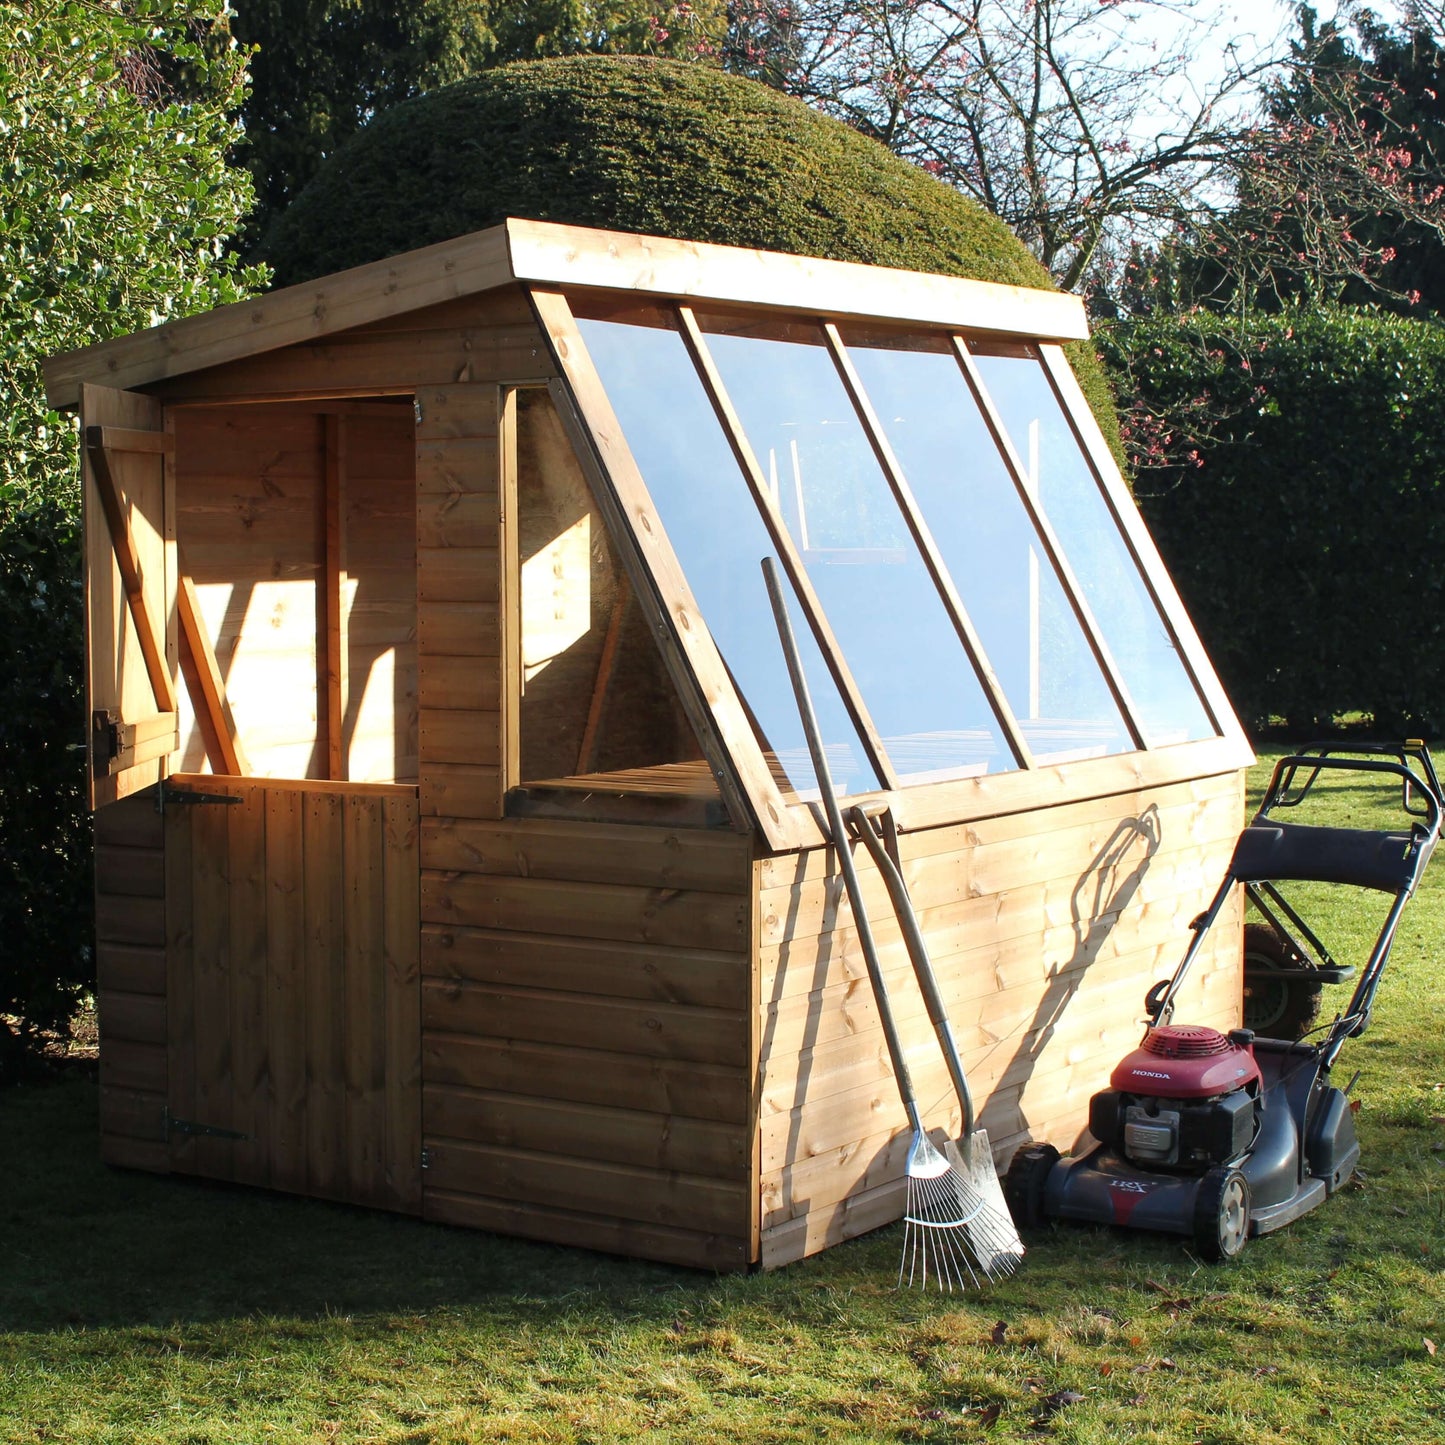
[81,383,178,810]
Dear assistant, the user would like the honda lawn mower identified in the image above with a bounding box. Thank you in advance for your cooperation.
[1005,743,1442,1260]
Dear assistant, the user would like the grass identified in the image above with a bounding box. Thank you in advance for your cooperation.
[3,749,1445,1443]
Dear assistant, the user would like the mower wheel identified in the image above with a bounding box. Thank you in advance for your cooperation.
[1243,922,1323,1039]
[1193,1166,1251,1261]
[1003,1143,1060,1229]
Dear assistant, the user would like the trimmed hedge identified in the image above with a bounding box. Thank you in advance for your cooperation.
[261,57,1046,286]
[259,55,1121,450]
[1099,307,1445,734]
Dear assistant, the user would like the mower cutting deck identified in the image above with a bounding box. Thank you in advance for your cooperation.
[1006,744,1442,1260]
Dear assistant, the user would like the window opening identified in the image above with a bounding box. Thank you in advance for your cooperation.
[513,387,712,793]
[971,351,1216,747]
[171,398,418,785]
[573,304,880,799]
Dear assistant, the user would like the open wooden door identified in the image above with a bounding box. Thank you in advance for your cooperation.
[81,382,178,809]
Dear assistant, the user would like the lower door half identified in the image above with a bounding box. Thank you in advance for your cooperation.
[164,776,422,1213]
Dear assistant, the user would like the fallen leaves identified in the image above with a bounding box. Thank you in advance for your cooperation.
[1426,1338,1437,1357]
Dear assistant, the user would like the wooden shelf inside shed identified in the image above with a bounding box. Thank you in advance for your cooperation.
[508,759,730,828]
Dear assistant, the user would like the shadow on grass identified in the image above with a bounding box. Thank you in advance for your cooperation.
[0,1074,697,1335]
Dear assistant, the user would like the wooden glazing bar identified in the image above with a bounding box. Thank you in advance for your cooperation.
[951,337,1148,750]
[84,432,177,714]
[674,305,899,791]
[499,387,522,794]
[821,322,1034,771]
[1035,344,1238,740]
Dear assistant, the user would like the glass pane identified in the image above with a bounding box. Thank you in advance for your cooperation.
[575,309,880,797]
[702,319,1010,781]
[974,352,1216,746]
[514,389,707,785]
[845,335,1131,765]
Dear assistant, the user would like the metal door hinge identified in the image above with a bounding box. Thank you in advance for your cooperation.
[157,781,242,814]
[421,1148,432,1170]
[165,1110,249,1142]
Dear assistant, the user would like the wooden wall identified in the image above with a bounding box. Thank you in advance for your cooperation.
[418,817,756,1269]
[415,385,505,821]
[94,791,169,1170]
[754,770,1245,1268]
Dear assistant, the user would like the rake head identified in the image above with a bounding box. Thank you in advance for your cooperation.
[899,1130,1024,1292]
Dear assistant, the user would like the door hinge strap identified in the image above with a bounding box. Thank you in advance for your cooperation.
[158,781,242,811]
[166,1111,249,1142]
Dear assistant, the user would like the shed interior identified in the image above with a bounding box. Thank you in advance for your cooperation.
[51,221,1253,1269]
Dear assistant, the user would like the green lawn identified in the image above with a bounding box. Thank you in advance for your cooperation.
[3,750,1444,1443]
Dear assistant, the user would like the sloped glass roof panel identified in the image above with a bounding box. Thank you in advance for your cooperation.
[700,319,1012,782]
[844,334,1131,765]
[974,352,1217,746]
[575,308,882,797]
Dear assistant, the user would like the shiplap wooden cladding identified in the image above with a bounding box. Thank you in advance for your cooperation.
[63,220,1252,1270]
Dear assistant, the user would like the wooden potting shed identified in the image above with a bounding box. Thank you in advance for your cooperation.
[46,219,1254,1269]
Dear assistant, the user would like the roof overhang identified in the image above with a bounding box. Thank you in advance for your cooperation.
[43,218,1090,410]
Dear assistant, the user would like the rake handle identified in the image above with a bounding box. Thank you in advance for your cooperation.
[761,557,923,1135]
[848,806,977,1137]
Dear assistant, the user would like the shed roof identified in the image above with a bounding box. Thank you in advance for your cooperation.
[44,219,1088,411]
[59,218,1248,855]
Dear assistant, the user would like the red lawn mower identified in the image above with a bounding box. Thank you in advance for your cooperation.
[1005,744,1442,1260]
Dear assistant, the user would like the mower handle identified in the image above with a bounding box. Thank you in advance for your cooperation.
[1258,746,1442,839]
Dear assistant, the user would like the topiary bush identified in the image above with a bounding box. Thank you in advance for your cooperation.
[259,55,1121,450]
[1099,307,1445,734]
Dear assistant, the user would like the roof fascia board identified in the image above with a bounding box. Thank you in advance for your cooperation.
[43,226,516,409]
[43,216,1088,410]
[504,218,1089,342]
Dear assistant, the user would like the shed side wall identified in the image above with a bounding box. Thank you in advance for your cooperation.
[756,770,1245,1268]
[419,817,756,1269]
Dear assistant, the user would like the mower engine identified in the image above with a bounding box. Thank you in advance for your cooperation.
[1088,1025,1261,1171]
